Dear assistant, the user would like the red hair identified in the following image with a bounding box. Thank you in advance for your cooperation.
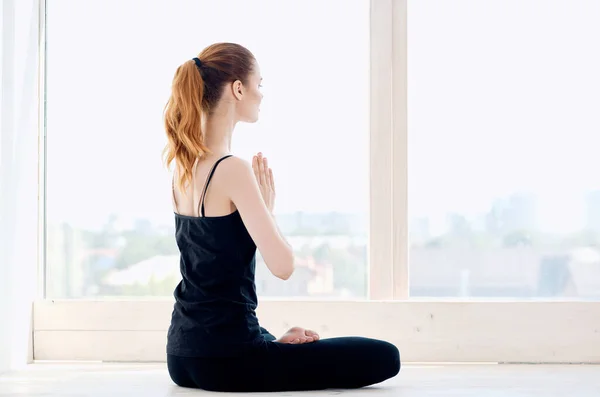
[163,43,256,191]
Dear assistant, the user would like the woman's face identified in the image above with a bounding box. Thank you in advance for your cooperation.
[235,61,263,123]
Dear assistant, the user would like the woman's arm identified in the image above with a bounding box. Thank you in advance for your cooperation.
[220,156,295,280]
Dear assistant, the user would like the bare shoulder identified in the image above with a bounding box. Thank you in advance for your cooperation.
[217,155,253,181]
[216,155,261,204]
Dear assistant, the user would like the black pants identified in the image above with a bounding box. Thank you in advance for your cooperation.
[167,329,400,392]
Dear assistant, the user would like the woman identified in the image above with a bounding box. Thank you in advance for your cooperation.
[163,42,400,392]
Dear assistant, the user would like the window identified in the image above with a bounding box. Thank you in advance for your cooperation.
[45,0,370,299]
[35,0,600,364]
[408,0,600,299]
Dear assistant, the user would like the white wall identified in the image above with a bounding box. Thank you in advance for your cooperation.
[0,0,40,373]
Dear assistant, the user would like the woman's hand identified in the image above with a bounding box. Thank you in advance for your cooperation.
[252,152,275,213]
[276,326,320,344]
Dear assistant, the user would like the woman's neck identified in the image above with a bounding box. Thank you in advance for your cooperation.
[202,109,237,155]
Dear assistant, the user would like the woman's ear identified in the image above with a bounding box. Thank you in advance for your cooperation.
[232,80,244,101]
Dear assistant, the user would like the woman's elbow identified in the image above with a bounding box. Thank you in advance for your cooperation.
[276,266,295,280]
[272,252,295,280]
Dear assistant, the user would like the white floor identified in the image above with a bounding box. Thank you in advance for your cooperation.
[1,362,599,396]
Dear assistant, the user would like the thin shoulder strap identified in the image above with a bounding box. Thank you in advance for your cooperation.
[198,155,234,217]
[172,163,184,213]
[172,176,179,213]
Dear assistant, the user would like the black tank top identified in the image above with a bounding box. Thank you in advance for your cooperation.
[166,155,265,357]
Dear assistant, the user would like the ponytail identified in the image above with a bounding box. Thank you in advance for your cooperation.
[163,59,211,192]
[163,43,257,192]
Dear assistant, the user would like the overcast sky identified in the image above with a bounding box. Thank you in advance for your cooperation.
[45,0,600,234]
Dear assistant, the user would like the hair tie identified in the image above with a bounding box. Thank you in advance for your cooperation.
[192,57,203,69]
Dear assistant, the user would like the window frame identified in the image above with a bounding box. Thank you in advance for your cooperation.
[368,0,409,300]
[30,0,600,363]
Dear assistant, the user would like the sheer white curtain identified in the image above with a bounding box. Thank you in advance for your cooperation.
[0,0,40,372]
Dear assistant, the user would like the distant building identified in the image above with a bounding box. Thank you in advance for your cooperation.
[486,193,537,235]
[409,217,430,246]
[585,190,600,233]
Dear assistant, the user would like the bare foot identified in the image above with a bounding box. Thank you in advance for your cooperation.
[276,326,320,344]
